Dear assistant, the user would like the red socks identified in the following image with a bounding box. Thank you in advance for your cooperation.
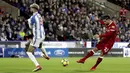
[81,50,94,61]
[80,50,103,69]
[92,57,103,68]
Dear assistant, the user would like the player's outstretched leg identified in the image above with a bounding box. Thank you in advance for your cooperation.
[90,52,104,71]
[39,43,50,60]
[77,48,98,64]
[90,57,103,70]
[42,54,50,60]
[77,50,95,63]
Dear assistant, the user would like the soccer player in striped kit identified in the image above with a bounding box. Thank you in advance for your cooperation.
[26,3,50,72]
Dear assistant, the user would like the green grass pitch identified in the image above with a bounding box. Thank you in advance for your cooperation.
[0,57,130,73]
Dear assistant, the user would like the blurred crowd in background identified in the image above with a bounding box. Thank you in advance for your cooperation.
[108,0,130,10]
[0,0,129,42]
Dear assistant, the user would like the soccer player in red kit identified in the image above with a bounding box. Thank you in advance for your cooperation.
[77,15,118,70]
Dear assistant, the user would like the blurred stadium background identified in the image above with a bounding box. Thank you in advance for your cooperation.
[0,0,130,73]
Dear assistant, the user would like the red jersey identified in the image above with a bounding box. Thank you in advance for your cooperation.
[96,21,118,54]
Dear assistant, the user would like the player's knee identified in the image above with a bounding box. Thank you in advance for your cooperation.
[38,42,42,48]
[26,52,33,55]
[25,43,30,52]
[25,46,29,52]
[100,52,104,57]
[27,45,34,52]
[92,48,99,52]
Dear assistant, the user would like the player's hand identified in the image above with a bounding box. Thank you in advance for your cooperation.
[95,34,99,38]
[94,16,99,21]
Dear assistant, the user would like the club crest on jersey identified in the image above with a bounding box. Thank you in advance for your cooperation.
[112,26,115,28]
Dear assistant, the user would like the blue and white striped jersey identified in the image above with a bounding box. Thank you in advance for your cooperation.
[28,12,45,39]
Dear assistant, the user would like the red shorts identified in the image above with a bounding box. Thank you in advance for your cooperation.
[96,43,112,55]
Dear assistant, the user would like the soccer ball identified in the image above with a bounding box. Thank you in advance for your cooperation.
[61,59,69,67]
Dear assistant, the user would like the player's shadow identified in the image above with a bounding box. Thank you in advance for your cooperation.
[74,70,92,72]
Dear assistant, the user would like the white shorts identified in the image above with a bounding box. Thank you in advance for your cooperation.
[30,38,44,47]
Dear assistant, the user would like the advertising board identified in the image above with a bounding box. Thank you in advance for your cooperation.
[123,48,130,57]
[3,48,68,57]
[68,48,87,57]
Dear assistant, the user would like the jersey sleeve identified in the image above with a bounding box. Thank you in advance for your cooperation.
[30,16,35,25]
[28,16,36,29]
[98,20,105,25]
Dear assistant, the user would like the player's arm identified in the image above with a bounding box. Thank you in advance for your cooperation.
[98,20,105,25]
[94,16,105,25]
[28,19,32,29]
